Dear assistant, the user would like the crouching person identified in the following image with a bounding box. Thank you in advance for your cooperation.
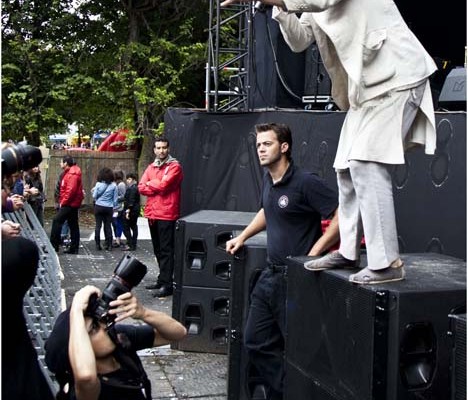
[45,285,187,400]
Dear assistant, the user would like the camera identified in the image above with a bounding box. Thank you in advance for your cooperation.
[86,254,147,326]
[1,142,43,177]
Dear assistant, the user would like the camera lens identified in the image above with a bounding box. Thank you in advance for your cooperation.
[2,143,43,176]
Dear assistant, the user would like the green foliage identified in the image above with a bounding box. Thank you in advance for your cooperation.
[1,0,209,146]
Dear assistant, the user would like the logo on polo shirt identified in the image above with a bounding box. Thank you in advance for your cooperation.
[278,195,289,208]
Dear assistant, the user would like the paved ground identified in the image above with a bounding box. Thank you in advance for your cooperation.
[44,211,228,400]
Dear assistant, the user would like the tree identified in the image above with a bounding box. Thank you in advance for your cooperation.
[2,0,208,157]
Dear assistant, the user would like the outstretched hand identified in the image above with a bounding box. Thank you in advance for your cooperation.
[220,0,253,7]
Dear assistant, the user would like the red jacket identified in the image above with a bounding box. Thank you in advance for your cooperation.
[60,165,84,208]
[138,158,183,221]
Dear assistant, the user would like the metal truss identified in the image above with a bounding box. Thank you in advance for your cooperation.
[205,1,253,112]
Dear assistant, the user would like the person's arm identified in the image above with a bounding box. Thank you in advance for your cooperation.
[225,209,266,255]
[108,292,187,347]
[308,209,339,256]
[137,167,152,196]
[221,0,286,8]
[145,163,183,195]
[69,286,101,400]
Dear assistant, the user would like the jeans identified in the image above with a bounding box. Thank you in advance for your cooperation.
[94,205,113,248]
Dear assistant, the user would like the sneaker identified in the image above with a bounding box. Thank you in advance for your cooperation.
[304,251,360,271]
[349,259,405,284]
[152,286,173,298]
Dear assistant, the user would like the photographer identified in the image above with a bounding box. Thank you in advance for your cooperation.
[45,285,187,400]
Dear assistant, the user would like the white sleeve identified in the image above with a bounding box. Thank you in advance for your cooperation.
[272,6,316,52]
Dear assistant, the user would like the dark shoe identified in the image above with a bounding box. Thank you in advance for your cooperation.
[304,251,360,271]
[152,286,173,298]
[96,244,102,251]
[64,248,78,254]
[145,282,162,290]
[105,245,112,251]
[349,259,405,284]
[112,242,120,248]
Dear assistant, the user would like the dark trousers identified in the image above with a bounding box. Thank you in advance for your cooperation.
[94,205,113,247]
[50,206,80,251]
[148,219,175,287]
[123,214,138,249]
[244,267,287,399]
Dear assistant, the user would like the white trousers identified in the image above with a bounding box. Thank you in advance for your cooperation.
[336,83,426,270]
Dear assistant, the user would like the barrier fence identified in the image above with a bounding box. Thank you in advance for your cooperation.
[2,202,62,393]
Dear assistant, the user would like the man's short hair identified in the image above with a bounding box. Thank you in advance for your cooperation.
[126,172,138,180]
[154,136,169,146]
[62,156,75,166]
[255,123,293,160]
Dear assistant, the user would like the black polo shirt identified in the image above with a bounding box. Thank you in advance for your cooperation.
[261,161,338,265]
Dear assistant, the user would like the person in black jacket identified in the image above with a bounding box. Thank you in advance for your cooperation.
[122,173,140,251]
[2,236,55,400]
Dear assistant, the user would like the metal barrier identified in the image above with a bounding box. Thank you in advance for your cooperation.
[2,202,62,393]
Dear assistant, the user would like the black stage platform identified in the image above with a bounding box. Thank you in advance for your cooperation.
[164,108,466,261]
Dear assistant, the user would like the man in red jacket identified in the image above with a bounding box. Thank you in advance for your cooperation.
[50,156,84,254]
[138,137,183,298]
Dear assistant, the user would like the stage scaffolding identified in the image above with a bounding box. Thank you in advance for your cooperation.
[205,1,253,112]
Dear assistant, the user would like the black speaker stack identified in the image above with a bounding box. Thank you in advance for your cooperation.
[448,313,466,400]
[228,231,269,400]
[285,253,466,400]
[171,210,256,354]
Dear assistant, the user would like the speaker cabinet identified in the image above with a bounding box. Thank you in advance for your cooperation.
[448,313,466,400]
[172,285,230,354]
[174,210,256,289]
[303,43,332,108]
[172,210,256,354]
[438,67,466,111]
[249,7,306,110]
[285,253,466,400]
[228,231,268,400]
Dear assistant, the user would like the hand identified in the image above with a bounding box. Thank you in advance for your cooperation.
[10,194,24,210]
[225,236,243,255]
[108,291,144,322]
[72,285,101,313]
[1,220,21,238]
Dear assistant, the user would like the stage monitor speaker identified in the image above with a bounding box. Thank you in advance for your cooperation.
[448,313,466,400]
[227,231,268,400]
[174,210,256,289]
[285,253,466,400]
[438,67,466,111]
